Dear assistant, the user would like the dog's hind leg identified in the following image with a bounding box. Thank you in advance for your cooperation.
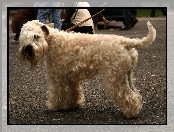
[104,73,142,118]
[127,70,135,90]
[127,48,138,91]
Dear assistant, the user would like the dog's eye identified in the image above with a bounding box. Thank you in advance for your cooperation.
[34,35,39,39]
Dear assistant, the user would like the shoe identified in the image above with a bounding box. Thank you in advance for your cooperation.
[94,27,98,31]
[14,36,19,41]
[93,22,98,31]
[131,18,138,28]
[104,21,110,29]
[119,26,131,30]
[14,33,19,41]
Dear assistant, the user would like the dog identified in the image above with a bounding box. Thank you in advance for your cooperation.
[18,20,156,118]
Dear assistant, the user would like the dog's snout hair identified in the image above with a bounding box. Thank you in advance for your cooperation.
[21,45,34,61]
[19,44,37,69]
[23,45,33,57]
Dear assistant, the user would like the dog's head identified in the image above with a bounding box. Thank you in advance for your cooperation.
[18,20,50,68]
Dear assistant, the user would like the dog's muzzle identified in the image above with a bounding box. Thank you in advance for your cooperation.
[24,45,33,56]
[22,45,34,61]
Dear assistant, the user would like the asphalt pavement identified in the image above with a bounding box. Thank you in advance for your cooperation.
[8,17,166,124]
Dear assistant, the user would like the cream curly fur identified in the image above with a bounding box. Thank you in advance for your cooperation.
[18,20,156,118]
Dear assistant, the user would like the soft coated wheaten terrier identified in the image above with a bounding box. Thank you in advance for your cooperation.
[18,20,156,118]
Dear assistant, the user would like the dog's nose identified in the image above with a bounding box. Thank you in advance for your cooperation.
[24,45,33,56]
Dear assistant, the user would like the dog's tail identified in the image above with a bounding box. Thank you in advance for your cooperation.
[122,21,156,49]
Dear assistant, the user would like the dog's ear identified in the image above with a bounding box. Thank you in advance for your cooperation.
[41,25,49,36]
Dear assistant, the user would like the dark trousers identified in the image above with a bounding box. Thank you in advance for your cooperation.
[121,9,135,27]
[151,9,166,17]
[14,32,20,41]
[61,23,94,34]
[88,9,104,23]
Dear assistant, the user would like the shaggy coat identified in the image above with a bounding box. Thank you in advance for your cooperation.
[18,20,156,118]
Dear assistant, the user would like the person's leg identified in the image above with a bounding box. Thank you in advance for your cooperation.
[120,9,138,30]
[90,9,99,30]
[52,9,62,30]
[151,9,156,17]
[14,32,20,41]
[37,9,51,24]
[122,9,132,28]
[61,23,74,31]
[73,26,94,34]
[99,13,110,29]
[161,9,166,16]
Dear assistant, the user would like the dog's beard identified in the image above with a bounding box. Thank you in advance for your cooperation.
[19,39,48,69]
[19,45,38,68]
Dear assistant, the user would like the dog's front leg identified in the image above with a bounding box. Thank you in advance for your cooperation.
[46,76,84,111]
